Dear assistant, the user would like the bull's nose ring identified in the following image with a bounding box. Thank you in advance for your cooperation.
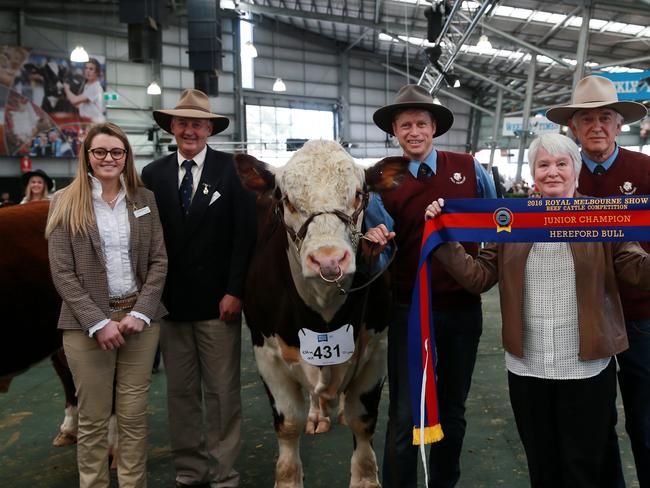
[319,266,344,283]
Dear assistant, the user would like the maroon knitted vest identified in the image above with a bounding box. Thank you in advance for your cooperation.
[579,147,650,320]
[382,151,479,309]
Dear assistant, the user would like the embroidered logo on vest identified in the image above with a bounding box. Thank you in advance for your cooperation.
[619,181,637,195]
[450,172,466,184]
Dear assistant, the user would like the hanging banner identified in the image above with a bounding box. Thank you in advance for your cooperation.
[595,71,650,101]
[502,116,560,137]
[0,45,107,158]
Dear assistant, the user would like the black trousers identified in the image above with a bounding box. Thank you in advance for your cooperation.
[508,360,618,488]
[382,302,482,488]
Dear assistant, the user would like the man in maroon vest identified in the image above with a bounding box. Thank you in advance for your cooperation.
[364,84,496,488]
[547,75,650,487]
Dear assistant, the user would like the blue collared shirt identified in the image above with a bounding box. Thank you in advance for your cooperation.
[364,149,496,269]
[580,144,619,173]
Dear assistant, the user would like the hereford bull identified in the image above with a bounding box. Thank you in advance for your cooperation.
[235,140,407,488]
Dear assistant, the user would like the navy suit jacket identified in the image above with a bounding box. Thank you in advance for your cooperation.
[141,146,256,321]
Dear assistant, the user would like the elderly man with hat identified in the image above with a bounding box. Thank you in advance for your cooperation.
[141,89,256,488]
[547,75,650,487]
[365,84,496,488]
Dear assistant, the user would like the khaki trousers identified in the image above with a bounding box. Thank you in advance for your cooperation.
[63,316,159,488]
[160,318,242,488]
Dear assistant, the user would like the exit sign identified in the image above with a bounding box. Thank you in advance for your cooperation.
[104,92,119,101]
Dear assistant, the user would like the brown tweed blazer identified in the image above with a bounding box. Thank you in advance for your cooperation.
[48,186,168,332]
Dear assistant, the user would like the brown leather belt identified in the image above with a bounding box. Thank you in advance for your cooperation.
[109,293,138,312]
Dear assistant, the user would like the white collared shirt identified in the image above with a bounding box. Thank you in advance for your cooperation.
[505,242,610,379]
[176,145,208,199]
[87,174,150,337]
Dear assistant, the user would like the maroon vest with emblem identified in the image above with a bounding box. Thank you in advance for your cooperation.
[381,151,479,309]
[579,147,650,320]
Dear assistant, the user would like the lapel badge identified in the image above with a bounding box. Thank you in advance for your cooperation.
[202,183,210,195]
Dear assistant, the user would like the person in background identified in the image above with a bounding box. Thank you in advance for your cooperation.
[426,133,650,488]
[30,132,50,157]
[364,84,496,488]
[46,122,167,488]
[142,89,256,488]
[21,168,53,203]
[64,58,105,123]
[546,75,650,487]
[0,191,15,207]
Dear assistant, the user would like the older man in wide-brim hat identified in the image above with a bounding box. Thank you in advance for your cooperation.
[363,84,496,488]
[547,75,650,486]
[141,89,256,488]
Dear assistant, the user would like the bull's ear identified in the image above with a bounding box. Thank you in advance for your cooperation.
[234,153,276,194]
[365,156,409,193]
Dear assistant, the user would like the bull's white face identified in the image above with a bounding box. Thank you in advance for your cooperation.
[277,140,365,282]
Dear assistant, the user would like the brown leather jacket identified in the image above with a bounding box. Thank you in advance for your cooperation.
[435,241,650,360]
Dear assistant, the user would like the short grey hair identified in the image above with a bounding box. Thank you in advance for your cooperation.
[528,133,582,185]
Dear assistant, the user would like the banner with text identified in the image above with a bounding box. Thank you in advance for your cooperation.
[503,116,560,137]
[595,71,650,102]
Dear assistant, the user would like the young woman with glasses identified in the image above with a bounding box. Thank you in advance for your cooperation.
[46,122,167,488]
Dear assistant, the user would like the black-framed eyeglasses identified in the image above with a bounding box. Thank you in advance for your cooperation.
[88,148,127,160]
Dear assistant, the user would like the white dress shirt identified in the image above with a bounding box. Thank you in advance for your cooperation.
[505,242,611,379]
[176,145,207,199]
[87,174,150,337]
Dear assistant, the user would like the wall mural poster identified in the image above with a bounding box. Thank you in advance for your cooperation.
[0,45,107,158]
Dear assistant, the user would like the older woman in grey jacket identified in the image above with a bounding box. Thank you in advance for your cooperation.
[425,133,650,488]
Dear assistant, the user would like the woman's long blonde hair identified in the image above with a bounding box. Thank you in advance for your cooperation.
[45,122,142,237]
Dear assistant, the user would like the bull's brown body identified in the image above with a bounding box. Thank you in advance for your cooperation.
[0,201,62,377]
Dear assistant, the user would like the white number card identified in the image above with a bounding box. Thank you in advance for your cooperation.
[299,324,355,366]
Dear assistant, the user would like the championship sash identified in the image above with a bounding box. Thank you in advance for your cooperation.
[409,195,650,451]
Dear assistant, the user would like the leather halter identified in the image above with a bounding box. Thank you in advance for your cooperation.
[276,186,370,252]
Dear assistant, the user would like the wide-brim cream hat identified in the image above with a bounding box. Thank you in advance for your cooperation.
[546,75,647,125]
[373,84,454,137]
[153,89,230,135]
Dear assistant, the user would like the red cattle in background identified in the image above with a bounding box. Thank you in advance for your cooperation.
[0,201,78,445]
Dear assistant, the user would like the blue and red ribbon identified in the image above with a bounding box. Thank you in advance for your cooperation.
[408,195,650,448]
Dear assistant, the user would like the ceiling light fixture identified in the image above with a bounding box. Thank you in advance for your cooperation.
[272,77,286,92]
[146,81,162,95]
[70,45,89,63]
[271,21,286,93]
[622,124,631,132]
[453,78,461,88]
[220,0,236,9]
[433,96,441,104]
[476,34,492,53]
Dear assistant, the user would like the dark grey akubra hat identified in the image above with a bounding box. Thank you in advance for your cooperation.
[373,84,454,137]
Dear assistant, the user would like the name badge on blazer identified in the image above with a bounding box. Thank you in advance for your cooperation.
[134,206,151,218]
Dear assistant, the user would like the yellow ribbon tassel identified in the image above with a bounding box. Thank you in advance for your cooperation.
[412,424,444,445]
